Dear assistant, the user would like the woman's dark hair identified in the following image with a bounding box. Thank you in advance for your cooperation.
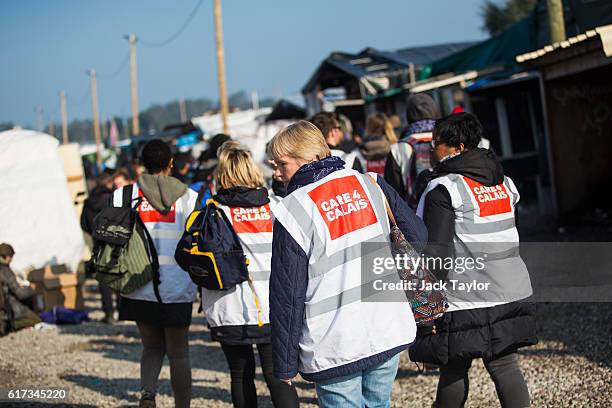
[433,112,482,148]
[141,139,172,174]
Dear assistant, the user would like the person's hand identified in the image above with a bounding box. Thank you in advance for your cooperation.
[281,377,295,386]
[16,275,30,287]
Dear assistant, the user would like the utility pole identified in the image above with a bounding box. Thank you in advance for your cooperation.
[128,34,140,137]
[408,63,416,85]
[88,69,102,169]
[251,91,259,111]
[102,113,109,143]
[213,0,229,134]
[48,121,56,138]
[179,97,188,122]
[36,106,44,132]
[546,0,566,43]
[123,118,129,140]
[60,90,69,144]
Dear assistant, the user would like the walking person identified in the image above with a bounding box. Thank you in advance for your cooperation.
[81,172,119,323]
[309,111,362,172]
[384,94,441,206]
[200,141,299,408]
[412,113,536,408]
[356,112,398,174]
[191,133,232,207]
[267,121,427,407]
[113,140,198,408]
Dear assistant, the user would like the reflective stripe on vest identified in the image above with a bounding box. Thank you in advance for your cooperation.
[417,174,532,311]
[273,169,416,374]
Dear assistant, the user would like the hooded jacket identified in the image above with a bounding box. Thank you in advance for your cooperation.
[409,148,537,365]
[270,156,428,382]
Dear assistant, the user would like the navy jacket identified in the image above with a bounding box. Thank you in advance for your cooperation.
[270,156,427,381]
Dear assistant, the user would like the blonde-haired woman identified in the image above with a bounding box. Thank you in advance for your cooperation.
[201,140,299,408]
[268,121,427,407]
[356,112,398,174]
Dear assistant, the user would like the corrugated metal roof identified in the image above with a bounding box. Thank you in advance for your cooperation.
[516,24,612,63]
[302,42,476,94]
[389,42,478,66]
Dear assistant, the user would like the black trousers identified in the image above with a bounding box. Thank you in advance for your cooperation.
[100,285,119,318]
[221,342,299,408]
[436,352,530,408]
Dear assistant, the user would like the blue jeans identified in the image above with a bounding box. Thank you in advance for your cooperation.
[315,353,400,408]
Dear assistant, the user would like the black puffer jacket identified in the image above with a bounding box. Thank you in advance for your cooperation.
[409,148,537,365]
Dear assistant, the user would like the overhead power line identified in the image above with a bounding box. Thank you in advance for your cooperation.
[67,88,91,107]
[97,50,130,80]
[139,0,205,48]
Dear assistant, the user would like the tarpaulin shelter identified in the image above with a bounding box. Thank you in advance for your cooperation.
[421,0,612,79]
[0,129,85,275]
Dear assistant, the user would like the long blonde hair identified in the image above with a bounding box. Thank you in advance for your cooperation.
[267,120,331,162]
[215,141,265,189]
[365,112,398,144]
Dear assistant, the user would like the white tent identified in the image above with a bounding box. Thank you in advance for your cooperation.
[0,129,85,275]
[191,108,293,164]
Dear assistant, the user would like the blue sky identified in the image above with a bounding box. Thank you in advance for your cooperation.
[1,0,487,126]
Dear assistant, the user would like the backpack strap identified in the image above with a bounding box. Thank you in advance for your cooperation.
[208,200,242,251]
[366,173,397,228]
[127,184,163,304]
[194,182,210,211]
[122,184,134,208]
[137,216,162,304]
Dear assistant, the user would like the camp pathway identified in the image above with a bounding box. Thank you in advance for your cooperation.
[0,281,610,407]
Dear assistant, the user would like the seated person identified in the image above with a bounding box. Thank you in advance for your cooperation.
[0,243,40,334]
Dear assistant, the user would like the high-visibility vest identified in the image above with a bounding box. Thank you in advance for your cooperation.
[330,148,358,170]
[268,191,282,206]
[417,174,532,312]
[273,169,416,375]
[201,200,276,328]
[112,184,198,304]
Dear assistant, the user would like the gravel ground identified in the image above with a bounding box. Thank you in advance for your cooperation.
[0,281,610,408]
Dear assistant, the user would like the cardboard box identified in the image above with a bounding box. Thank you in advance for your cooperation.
[27,264,85,312]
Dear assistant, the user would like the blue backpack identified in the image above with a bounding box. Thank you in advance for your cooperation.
[174,201,249,290]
